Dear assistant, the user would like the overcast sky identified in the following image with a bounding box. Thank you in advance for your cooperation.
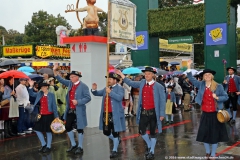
[0,1,239,33]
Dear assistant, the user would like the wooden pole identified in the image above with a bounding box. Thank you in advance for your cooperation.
[105,1,111,130]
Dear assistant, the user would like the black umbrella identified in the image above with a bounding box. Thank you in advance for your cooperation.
[38,68,54,75]
[170,62,180,65]
[156,69,168,76]
[160,61,168,66]
[0,59,21,66]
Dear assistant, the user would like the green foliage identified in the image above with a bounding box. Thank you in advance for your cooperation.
[24,10,71,44]
[148,4,204,36]
[158,0,193,8]
[237,28,240,59]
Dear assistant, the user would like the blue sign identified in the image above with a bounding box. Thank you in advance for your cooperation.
[206,23,227,46]
[134,31,148,50]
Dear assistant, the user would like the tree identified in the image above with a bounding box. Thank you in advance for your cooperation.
[237,28,240,59]
[0,26,8,45]
[159,0,193,8]
[24,10,71,44]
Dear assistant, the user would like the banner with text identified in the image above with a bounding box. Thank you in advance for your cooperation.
[159,39,193,53]
[3,45,33,57]
[36,46,70,58]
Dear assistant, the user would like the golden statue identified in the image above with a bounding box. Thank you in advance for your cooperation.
[65,0,105,35]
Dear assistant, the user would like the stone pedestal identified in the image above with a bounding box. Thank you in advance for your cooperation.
[63,36,107,128]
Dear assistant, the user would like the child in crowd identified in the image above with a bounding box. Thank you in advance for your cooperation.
[165,85,177,125]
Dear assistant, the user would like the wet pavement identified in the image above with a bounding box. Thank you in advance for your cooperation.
[0,105,240,160]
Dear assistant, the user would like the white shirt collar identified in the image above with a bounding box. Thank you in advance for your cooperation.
[229,75,234,78]
[146,79,155,85]
[111,84,117,88]
[74,81,80,85]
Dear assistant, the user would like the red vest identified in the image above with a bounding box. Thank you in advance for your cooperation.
[69,82,80,109]
[201,87,216,112]
[142,83,155,110]
[104,96,112,112]
[228,77,237,92]
[167,93,171,99]
[40,95,53,115]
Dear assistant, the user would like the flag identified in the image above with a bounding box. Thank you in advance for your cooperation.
[2,35,5,45]
[193,0,204,4]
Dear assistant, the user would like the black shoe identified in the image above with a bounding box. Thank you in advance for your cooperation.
[231,119,236,124]
[228,117,233,122]
[145,147,150,156]
[74,147,84,154]
[170,121,173,124]
[165,121,169,125]
[110,151,118,158]
[42,147,51,153]
[66,145,77,152]
[38,145,47,152]
[146,152,155,160]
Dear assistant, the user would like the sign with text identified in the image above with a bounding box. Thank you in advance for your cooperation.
[36,46,70,58]
[206,23,227,46]
[3,45,33,57]
[168,36,193,44]
[32,61,48,66]
[109,0,136,49]
[159,39,193,53]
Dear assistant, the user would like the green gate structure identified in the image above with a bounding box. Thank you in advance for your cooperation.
[131,0,239,82]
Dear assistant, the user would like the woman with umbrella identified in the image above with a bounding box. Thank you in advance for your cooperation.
[1,77,18,138]
[28,80,59,153]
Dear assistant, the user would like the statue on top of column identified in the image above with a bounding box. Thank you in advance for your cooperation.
[75,0,105,36]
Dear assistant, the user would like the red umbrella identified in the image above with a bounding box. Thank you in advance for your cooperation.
[0,70,29,79]
[109,64,115,72]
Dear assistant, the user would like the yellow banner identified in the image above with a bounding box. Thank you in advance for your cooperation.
[159,39,193,53]
[32,61,48,66]
[36,46,70,58]
[36,46,52,58]
[3,45,33,56]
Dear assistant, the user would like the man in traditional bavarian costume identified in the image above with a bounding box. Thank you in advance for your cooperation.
[223,67,240,124]
[91,73,125,158]
[116,67,166,160]
[53,63,91,154]
[187,61,229,159]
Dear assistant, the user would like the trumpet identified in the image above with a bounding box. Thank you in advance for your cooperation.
[65,4,75,13]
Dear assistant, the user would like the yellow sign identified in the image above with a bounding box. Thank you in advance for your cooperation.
[36,46,52,58]
[159,39,193,53]
[36,46,70,58]
[3,45,33,56]
[32,61,48,66]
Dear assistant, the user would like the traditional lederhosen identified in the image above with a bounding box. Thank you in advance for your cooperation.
[65,82,83,133]
[139,83,157,137]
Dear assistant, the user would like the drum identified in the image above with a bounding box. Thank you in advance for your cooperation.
[217,110,230,123]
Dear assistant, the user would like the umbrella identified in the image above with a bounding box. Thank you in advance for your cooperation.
[18,66,35,72]
[196,70,203,75]
[0,70,29,79]
[23,72,32,76]
[170,62,180,65]
[122,67,142,75]
[0,59,21,66]
[38,68,54,75]
[173,71,183,75]
[109,64,115,72]
[156,70,168,76]
[29,74,43,81]
[160,61,168,66]
[183,69,198,75]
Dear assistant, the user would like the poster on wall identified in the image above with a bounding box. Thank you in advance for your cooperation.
[206,23,227,46]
